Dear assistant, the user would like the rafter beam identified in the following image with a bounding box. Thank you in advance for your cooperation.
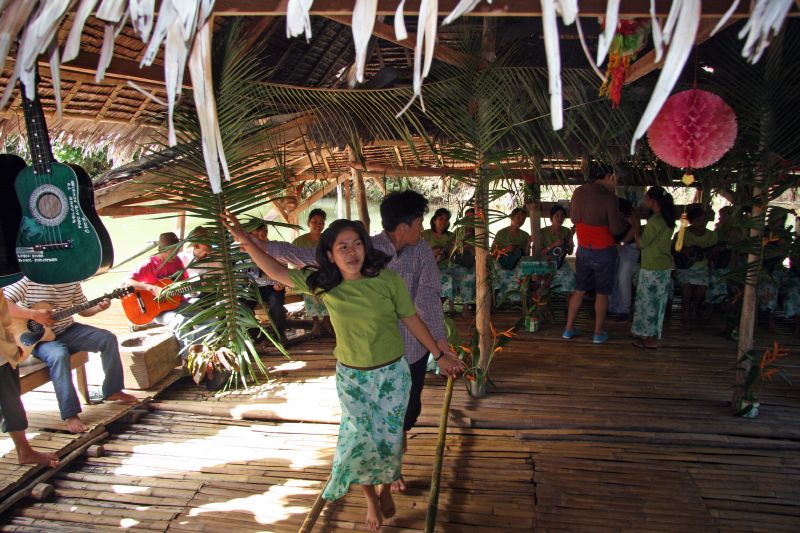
[215,0,777,18]
[626,18,737,84]
[323,15,473,68]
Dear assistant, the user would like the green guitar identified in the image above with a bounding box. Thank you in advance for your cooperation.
[15,84,113,284]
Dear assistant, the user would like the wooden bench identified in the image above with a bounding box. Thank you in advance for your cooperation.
[19,351,91,405]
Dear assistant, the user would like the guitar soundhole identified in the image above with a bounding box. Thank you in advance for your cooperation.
[37,193,62,220]
[28,184,69,227]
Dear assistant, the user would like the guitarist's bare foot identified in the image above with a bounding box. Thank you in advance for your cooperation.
[390,475,406,493]
[66,416,88,433]
[378,484,396,518]
[18,447,59,468]
[106,391,137,404]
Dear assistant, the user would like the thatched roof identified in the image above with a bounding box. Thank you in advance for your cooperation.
[2,3,798,215]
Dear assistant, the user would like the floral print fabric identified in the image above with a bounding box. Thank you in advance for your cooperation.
[322,357,411,501]
[631,269,671,339]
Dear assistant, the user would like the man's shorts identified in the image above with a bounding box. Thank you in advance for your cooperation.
[575,246,617,295]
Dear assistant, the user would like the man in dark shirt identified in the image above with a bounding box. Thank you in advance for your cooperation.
[563,166,627,344]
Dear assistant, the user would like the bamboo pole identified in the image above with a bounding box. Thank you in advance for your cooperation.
[343,180,352,220]
[352,170,370,233]
[474,172,492,389]
[424,376,455,533]
[299,476,330,533]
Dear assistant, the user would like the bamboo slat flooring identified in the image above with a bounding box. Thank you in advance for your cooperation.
[1,297,799,532]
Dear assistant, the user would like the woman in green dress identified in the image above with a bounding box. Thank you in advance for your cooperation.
[541,204,575,295]
[631,187,676,349]
[673,206,717,323]
[492,207,530,302]
[292,209,330,336]
[421,208,457,312]
[224,213,463,531]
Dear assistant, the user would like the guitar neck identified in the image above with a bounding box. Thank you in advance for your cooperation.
[21,83,54,176]
[165,282,202,296]
[52,293,117,321]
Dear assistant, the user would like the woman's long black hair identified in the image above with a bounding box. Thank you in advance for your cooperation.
[429,208,451,232]
[646,186,676,229]
[306,219,390,295]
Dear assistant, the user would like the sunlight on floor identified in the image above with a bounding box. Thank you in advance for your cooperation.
[187,481,317,525]
[114,425,333,478]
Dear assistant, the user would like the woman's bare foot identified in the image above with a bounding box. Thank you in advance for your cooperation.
[378,484,396,518]
[17,447,59,468]
[106,391,137,403]
[364,492,383,531]
[66,416,88,433]
[390,475,406,493]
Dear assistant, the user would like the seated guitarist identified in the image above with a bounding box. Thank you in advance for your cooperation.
[3,278,137,434]
[1,291,60,467]
[124,232,193,353]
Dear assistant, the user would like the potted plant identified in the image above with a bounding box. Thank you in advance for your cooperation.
[733,341,792,418]
[187,344,240,391]
[459,322,517,397]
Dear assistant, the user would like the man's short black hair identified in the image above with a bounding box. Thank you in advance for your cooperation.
[380,190,429,232]
[589,164,613,182]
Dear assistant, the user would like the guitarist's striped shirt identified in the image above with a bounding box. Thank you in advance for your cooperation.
[2,277,88,335]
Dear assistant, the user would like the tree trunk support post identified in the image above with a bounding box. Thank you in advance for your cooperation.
[349,147,370,232]
[528,158,543,257]
[474,170,493,370]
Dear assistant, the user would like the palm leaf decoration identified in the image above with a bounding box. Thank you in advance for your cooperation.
[143,20,295,388]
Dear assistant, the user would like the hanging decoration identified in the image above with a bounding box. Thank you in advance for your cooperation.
[648,88,737,252]
[598,18,650,107]
[647,89,738,170]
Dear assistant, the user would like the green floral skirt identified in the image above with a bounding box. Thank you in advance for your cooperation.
[551,263,576,294]
[303,295,328,318]
[675,266,709,287]
[323,357,411,501]
[631,269,671,339]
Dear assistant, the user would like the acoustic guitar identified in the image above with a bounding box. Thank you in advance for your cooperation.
[121,279,201,326]
[7,286,133,363]
[14,82,113,284]
[0,154,26,287]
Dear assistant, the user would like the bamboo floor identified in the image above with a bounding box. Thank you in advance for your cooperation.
[0,298,798,532]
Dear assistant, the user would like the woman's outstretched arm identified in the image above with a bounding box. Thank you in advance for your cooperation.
[221,210,293,287]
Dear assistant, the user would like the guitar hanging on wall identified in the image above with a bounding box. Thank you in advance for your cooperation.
[0,154,26,287]
[15,80,113,284]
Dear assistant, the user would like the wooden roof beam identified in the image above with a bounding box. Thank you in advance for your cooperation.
[323,15,474,68]
[215,0,788,18]
[626,17,736,85]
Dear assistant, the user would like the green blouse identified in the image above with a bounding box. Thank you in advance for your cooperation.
[288,269,417,368]
[679,227,718,269]
[493,227,530,251]
[540,225,573,254]
[421,229,454,264]
[640,215,673,271]
[292,233,319,249]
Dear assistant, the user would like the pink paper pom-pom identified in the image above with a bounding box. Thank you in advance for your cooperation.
[647,89,738,169]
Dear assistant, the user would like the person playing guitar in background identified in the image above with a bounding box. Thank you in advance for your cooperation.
[1,291,60,467]
[124,232,194,354]
[3,278,136,433]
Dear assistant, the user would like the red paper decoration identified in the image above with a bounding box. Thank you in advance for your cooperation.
[647,89,738,169]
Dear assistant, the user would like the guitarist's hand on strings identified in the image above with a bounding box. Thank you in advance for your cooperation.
[31,308,54,328]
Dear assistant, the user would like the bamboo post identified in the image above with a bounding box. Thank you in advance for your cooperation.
[528,158,542,257]
[343,180,352,220]
[176,210,186,239]
[336,182,343,219]
[474,172,492,375]
[351,170,370,232]
[424,376,455,533]
[299,476,330,533]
